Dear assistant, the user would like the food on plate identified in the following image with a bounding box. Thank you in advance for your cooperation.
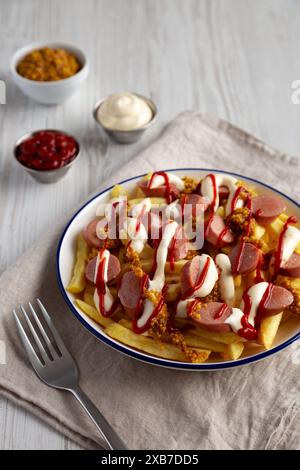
[17,47,81,81]
[96,92,153,131]
[67,171,300,363]
[16,130,79,171]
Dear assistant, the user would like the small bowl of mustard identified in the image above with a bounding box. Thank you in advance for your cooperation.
[93,92,157,144]
[11,42,89,105]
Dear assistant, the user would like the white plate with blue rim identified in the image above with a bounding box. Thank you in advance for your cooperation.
[56,168,300,370]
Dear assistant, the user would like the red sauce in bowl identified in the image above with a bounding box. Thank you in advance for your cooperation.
[16,130,79,171]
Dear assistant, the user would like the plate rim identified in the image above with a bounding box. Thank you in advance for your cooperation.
[56,167,300,371]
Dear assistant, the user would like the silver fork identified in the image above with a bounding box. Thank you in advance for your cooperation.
[13,299,127,450]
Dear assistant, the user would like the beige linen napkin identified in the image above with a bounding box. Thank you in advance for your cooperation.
[1,112,300,450]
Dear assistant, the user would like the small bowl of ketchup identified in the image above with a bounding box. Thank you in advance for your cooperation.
[14,129,80,183]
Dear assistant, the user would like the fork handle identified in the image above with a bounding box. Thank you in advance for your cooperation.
[70,386,128,450]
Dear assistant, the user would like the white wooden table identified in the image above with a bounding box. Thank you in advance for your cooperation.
[1,0,299,450]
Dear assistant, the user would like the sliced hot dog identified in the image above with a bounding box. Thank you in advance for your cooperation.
[279,252,300,278]
[205,214,234,247]
[182,194,209,217]
[219,186,229,199]
[83,218,107,248]
[138,180,180,200]
[167,226,189,261]
[181,255,202,298]
[251,195,286,225]
[228,241,260,274]
[118,270,147,319]
[262,285,294,316]
[85,254,121,283]
[190,302,231,332]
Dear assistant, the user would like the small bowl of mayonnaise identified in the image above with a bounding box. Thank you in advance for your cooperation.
[93,92,157,144]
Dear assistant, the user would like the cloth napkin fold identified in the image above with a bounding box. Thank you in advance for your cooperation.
[1,112,300,450]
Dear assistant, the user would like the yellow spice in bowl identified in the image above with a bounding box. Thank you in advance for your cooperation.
[17,47,81,81]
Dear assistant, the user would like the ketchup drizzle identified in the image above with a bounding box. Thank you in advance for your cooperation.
[134,203,147,235]
[213,303,227,320]
[237,283,274,340]
[232,240,246,274]
[207,174,217,211]
[168,233,177,272]
[231,186,243,213]
[148,171,177,204]
[216,226,230,248]
[237,290,257,340]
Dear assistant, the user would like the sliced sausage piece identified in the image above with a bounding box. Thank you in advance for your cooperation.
[228,241,261,274]
[138,180,180,200]
[190,302,232,332]
[118,270,147,319]
[279,252,300,278]
[181,256,199,297]
[83,218,107,248]
[252,195,286,225]
[205,214,234,247]
[85,254,121,283]
[167,226,189,261]
[219,186,229,199]
[263,285,294,316]
[182,194,209,217]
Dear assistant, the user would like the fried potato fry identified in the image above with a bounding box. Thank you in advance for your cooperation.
[118,319,226,352]
[105,322,210,362]
[128,197,166,208]
[110,184,128,198]
[258,312,283,349]
[131,259,189,274]
[67,234,89,294]
[183,332,226,352]
[222,342,244,360]
[253,222,266,240]
[75,299,114,328]
[134,187,147,198]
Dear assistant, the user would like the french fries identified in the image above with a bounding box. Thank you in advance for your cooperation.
[105,322,211,362]
[75,299,114,328]
[222,342,244,360]
[67,234,89,294]
[110,184,128,198]
[258,313,283,349]
[128,197,166,208]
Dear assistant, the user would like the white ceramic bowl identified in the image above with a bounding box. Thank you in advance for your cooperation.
[10,42,89,105]
[57,168,300,371]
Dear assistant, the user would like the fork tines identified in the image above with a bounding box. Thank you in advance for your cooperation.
[13,299,65,367]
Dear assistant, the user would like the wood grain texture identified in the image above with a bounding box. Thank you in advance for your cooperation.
[0,0,299,450]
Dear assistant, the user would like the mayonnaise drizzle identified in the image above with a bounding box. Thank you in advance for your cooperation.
[280,225,300,266]
[201,174,243,215]
[93,250,115,314]
[120,198,152,254]
[148,173,184,191]
[215,253,235,306]
[137,221,178,328]
[225,281,270,332]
